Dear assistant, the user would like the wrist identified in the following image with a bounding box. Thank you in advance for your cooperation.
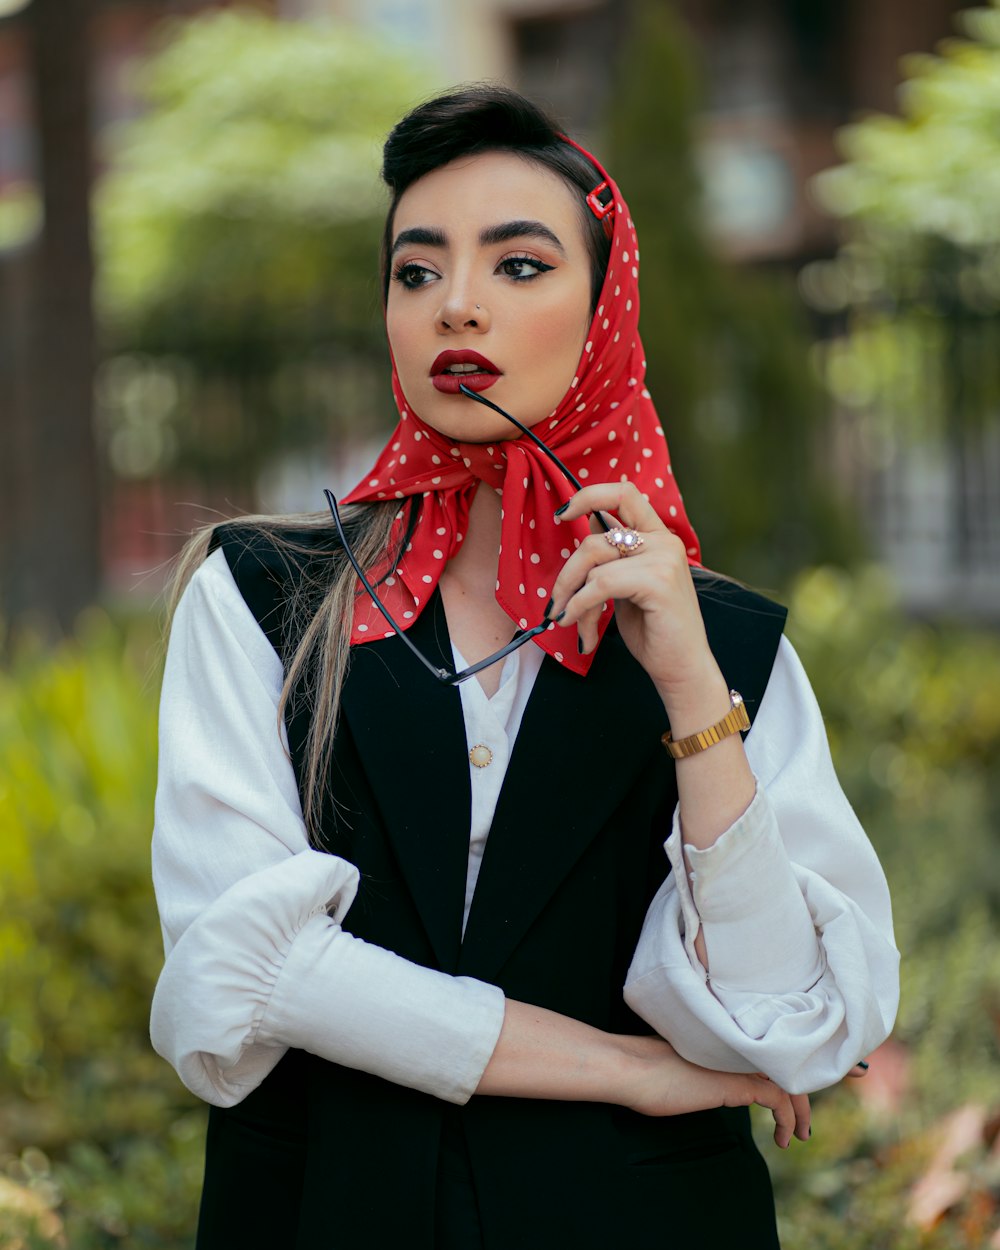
[577,1029,643,1106]
[654,668,732,741]
[611,1036,684,1114]
[603,1038,648,1108]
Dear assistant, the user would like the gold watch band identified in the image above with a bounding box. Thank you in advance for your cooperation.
[661,690,750,759]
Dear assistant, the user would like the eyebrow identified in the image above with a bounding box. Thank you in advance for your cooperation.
[479,220,566,255]
[390,219,566,258]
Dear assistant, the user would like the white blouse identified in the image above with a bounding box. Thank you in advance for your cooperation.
[150,550,899,1108]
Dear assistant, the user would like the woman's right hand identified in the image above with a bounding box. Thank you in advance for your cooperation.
[615,1034,810,1149]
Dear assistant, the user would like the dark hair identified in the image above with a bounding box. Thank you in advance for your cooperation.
[380,85,611,310]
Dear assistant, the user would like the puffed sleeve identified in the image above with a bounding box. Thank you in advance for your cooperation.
[623,636,900,1094]
[150,549,505,1108]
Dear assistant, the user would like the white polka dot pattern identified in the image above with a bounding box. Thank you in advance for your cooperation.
[341,138,701,676]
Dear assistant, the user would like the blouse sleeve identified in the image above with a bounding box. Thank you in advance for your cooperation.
[623,635,900,1094]
[150,549,505,1109]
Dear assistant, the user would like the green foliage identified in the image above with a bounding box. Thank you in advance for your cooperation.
[93,10,437,495]
[96,9,433,346]
[807,3,1000,435]
[0,612,205,1247]
[816,4,1000,252]
[757,566,1000,1248]
[607,0,861,584]
[788,566,1000,1084]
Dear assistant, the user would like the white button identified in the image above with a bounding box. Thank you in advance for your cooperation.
[469,744,493,769]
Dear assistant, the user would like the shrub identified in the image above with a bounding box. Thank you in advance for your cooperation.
[0,610,204,1248]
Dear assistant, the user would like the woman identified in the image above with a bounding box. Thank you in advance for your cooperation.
[151,86,899,1248]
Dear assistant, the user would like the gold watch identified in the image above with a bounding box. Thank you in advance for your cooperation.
[661,690,750,759]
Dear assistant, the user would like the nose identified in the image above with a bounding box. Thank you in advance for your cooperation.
[436,285,489,334]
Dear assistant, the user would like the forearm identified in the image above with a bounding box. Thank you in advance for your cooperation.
[653,662,756,971]
[626,652,894,1088]
[655,660,756,855]
[475,999,634,1104]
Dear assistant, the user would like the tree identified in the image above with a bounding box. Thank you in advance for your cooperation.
[94,10,435,499]
[808,2,1000,578]
[1,0,100,636]
[607,0,860,585]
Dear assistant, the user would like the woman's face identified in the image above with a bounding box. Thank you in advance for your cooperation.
[385,150,594,444]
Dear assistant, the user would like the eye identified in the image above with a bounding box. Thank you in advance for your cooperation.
[497,255,556,281]
[392,261,439,290]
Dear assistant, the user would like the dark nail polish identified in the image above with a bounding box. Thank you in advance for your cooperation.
[553,609,566,624]
[856,1060,869,1071]
[543,597,554,618]
[577,636,584,654]
[808,1126,812,1138]
[554,501,571,517]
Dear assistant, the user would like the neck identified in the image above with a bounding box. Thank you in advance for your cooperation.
[437,482,515,695]
[447,483,502,589]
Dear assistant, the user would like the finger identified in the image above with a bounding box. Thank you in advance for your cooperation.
[558,535,685,642]
[588,509,615,538]
[790,1093,812,1142]
[765,1085,795,1150]
[576,598,606,654]
[847,1060,870,1078]
[580,525,630,651]
[548,530,635,622]
[556,480,665,534]
[734,1076,795,1150]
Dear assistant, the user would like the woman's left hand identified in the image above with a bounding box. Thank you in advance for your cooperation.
[551,481,720,707]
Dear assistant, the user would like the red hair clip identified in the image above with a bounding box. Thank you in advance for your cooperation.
[586,180,615,239]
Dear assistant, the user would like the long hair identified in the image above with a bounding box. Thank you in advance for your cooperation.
[166,85,610,840]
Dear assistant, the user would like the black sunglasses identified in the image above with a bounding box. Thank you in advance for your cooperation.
[324,384,610,686]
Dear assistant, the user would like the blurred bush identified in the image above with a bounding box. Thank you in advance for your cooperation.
[97,9,432,345]
[93,10,435,499]
[1,570,999,1245]
[608,0,863,586]
[762,565,1000,1249]
[804,3,1000,604]
[0,611,204,1248]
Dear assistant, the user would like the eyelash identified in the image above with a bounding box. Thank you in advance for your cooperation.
[391,254,556,290]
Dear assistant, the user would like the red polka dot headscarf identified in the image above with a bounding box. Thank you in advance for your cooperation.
[342,137,700,677]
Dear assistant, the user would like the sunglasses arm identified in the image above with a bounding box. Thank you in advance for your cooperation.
[323,490,452,682]
[457,384,611,533]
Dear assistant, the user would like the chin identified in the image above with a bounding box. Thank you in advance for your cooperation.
[434,419,514,445]
[409,399,513,445]
[406,378,555,443]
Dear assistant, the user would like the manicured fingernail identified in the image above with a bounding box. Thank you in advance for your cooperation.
[543,599,567,626]
[577,635,584,654]
[856,1060,869,1071]
[808,1126,812,1138]
[554,501,571,517]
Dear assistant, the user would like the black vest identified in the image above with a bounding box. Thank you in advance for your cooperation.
[197,525,787,1250]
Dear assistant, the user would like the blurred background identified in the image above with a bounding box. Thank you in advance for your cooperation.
[1,0,998,1246]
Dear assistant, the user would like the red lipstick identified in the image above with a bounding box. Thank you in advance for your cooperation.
[430,349,502,394]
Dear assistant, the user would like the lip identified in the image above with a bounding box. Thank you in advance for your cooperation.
[430,349,502,395]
